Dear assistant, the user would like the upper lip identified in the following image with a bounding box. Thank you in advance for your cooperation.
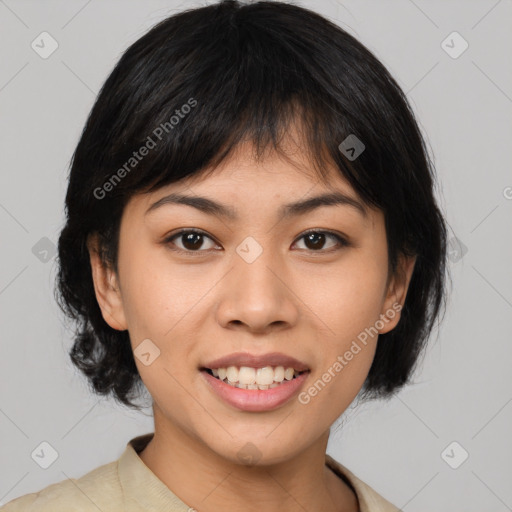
[202,352,310,372]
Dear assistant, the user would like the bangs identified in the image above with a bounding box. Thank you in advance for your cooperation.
[90,4,384,209]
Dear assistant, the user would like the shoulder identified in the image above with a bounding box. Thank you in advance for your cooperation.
[325,455,401,512]
[1,460,122,512]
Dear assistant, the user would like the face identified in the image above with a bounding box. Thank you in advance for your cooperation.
[89,140,415,466]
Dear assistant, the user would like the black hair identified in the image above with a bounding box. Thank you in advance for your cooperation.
[55,0,449,410]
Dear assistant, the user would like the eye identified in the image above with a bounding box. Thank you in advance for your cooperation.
[292,229,349,252]
[163,228,350,255]
[165,229,219,254]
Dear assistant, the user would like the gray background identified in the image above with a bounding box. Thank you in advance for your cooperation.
[1,0,511,510]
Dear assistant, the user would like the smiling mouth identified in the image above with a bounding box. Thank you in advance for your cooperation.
[201,366,309,390]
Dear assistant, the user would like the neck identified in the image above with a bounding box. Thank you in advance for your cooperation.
[138,407,359,512]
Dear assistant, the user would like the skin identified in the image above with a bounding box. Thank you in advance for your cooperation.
[88,137,416,512]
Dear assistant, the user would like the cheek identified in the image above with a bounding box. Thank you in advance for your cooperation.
[117,243,189,338]
[297,334,377,436]
[299,252,388,342]
[294,250,386,412]
[117,246,210,382]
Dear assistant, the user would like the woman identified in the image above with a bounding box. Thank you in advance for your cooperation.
[1,1,448,510]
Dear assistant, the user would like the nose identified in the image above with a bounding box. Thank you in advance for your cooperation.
[215,245,300,334]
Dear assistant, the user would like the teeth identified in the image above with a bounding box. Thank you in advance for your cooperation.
[256,367,274,386]
[208,365,305,389]
[238,366,256,385]
[284,367,295,381]
[226,366,239,383]
[273,366,285,382]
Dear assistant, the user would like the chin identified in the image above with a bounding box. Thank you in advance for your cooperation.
[201,428,308,468]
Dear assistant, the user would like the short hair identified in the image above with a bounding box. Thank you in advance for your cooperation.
[55,0,449,410]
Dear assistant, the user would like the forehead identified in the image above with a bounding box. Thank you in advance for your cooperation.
[143,139,359,206]
[124,135,378,232]
[184,132,338,184]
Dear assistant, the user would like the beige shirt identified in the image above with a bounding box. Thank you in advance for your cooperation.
[1,433,399,512]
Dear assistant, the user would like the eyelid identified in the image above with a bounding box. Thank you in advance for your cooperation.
[163,228,350,255]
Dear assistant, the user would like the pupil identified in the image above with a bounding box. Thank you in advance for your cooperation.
[183,232,203,250]
[305,232,325,250]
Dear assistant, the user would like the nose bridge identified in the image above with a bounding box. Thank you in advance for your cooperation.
[216,234,298,331]
[233,234,285,299]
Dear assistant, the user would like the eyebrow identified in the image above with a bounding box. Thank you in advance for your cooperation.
[145,191,368,220]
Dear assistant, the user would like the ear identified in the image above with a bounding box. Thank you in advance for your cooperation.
[378,253,416,334]
[87,234,127,331]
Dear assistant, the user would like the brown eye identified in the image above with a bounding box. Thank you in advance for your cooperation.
[164,228,349,256]
[294,230,348,252]
[166,229,218,253]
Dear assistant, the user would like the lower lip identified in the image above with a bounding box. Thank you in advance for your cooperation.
[201,370,309,412]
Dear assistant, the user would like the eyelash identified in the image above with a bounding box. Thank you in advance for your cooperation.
[163,228,350,256]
